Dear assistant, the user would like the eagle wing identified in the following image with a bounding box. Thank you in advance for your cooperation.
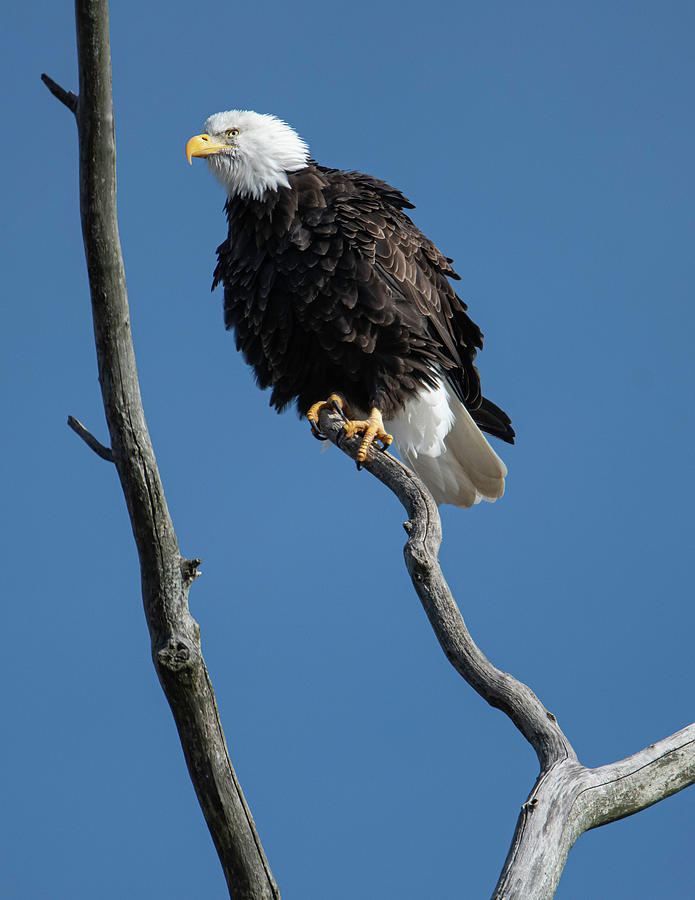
[328,169,485,409]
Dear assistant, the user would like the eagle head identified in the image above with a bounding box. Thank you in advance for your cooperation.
[186,110,309,200]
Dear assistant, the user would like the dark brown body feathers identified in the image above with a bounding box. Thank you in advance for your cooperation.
[213,164,513,442]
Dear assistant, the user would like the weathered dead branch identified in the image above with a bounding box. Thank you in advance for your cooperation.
[317,408,695,899]
[43,2,278,897]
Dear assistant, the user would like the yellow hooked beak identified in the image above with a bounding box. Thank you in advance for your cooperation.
[185,133,228,164]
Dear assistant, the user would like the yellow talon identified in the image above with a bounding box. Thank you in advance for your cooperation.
[306,398,392,466]
[306,394,347,438]
[342,408,393,466]
[307,393,345,426]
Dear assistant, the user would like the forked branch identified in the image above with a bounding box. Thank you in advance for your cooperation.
[317,407,695,900]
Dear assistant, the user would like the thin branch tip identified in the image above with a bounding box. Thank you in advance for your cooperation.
[67,415,114,462]
[41,73,78,113]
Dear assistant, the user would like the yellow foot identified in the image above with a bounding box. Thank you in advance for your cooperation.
[307,394,346,439]
[342,408,393,468]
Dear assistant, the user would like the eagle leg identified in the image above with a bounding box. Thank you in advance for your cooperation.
[342,408,393,469]
[307,394,349,440]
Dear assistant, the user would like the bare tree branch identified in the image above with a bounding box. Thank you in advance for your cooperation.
[583,723,695,828]
[317,407,695,899]
[67,414,114,461]
[317,407,576,768]
[40,73,78,112]
[43,1,278,897]
[491,724,695,899]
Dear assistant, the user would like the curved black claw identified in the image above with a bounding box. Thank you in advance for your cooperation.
[332,401,349,422]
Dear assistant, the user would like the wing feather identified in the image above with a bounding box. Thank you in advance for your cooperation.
[325,168,484,407]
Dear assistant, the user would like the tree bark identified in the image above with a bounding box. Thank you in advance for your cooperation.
[42,2,278,897]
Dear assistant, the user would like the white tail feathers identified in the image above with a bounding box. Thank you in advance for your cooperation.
[386,381,507,509]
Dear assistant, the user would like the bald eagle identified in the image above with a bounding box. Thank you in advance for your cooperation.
[187,110,514,508]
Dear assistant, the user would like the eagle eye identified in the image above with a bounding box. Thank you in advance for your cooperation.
[225,128,240,138]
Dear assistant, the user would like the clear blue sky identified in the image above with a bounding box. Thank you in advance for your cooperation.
[3,1,694,897]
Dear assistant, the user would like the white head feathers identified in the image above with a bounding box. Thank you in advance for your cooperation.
[201,110,310,199]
